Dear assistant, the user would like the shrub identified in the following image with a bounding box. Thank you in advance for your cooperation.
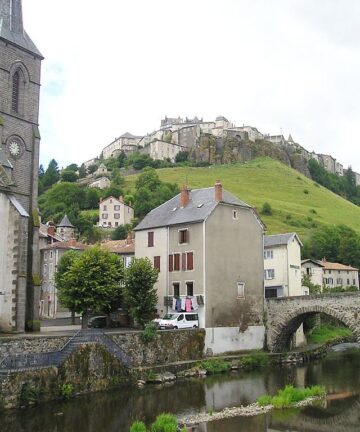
[309,208,317,214]
[200,358,231,374]
[130,422,147,432]
[303,189,309,194]
[261,202,272,216]
[60,383,74,399]
[141,322,158,343]
[239,353,269,369]
[150,413,178,432]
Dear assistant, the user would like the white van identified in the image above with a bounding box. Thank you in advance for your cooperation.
[157,313,199,330]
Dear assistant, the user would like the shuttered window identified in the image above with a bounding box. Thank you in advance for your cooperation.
[148,231,154,247]
[182,253,186,271]
[169,254,173,272]
[187,252,194,270]
[174,253,180,271]
[154,256,160,271]
[179,229,188,244]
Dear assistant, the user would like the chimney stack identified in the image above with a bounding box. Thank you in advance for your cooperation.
[214,180,222,202]
[180,185,190,208]
[119,196,124,203]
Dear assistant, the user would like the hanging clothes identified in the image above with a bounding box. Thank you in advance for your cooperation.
[176,298,182,312]
[181,298,186,311]
[172,297,177,311]
[185,298,192,312]
[191,296,198,310]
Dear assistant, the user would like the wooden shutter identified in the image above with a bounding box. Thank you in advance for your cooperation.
[187,252,194,270]
[169,254,173,272]
[148,231,154,247]
[174,253,180,271]
[154,256,160,271]
[182,253,186,271]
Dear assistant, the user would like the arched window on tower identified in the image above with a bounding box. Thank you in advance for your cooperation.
[12,71,20,113]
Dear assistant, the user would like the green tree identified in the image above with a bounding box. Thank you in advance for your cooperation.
[55,250,81,323]
[61,169,78,182]
[302,274,321,294]
[78,163,87,178]
[57,247,124,325]
[87,163,98,174]
[66,163,78,172]
[41,159,60,190]
[124,258,158,328]
[135,167,161,190]
[175,151,189,163]
[111,225,128,240]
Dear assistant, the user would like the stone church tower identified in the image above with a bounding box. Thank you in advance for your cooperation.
[0,0,43,331]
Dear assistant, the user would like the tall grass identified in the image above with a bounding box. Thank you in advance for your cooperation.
[307,325,352,344]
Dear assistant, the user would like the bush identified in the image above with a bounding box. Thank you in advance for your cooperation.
[200,358,231,374]
[150,413,178,432]
[239,353,269,369]
[60,383,74,399]
[141,322,158,343]
[303,189,309,194]
[261,202,272,216]
[130,422,147,432]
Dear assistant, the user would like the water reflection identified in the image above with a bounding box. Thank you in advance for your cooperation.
[1,347,360,431]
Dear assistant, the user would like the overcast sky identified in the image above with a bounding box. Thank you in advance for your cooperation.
[23,0,360,172]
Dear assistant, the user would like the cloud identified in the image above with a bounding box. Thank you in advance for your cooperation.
[22,0,360,172]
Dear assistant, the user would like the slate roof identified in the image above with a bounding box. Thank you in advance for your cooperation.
[57,214,74,228]
[264,232,303,247]
[134,187,252,231]
[0,1,43,58]
[120,132,142,139]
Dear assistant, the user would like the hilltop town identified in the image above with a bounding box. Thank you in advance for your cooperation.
[83,115,360,186]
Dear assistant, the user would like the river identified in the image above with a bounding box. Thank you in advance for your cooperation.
[1,344,360,432]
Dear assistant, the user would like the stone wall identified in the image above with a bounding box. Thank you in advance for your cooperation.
[110,329,205,366]
[0,335,68,357]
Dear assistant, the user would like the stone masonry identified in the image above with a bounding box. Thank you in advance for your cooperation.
[265,293,360,352]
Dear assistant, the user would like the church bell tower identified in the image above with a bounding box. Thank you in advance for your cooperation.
[0,0,44,331]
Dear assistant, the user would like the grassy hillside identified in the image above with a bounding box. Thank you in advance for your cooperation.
[124,158,360,239]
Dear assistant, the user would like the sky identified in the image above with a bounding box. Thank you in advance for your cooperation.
[22,0,360,172]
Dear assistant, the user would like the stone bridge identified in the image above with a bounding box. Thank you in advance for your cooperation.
[265,293,360,352]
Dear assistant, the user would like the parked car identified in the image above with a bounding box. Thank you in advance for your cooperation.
[156,313,199,330]
[87,315,107,328]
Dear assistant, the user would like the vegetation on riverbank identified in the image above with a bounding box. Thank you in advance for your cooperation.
[198,352,270,374]
[257,385,325,409]
[130,413,186,432]
[307,325,353,344]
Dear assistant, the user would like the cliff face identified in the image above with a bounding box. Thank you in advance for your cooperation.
[189,137,311,177]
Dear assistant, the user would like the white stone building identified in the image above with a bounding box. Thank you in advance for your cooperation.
[264,233,304,298]
[89,176,111,190]
[239,126,264,142]
[102,132,142,159]
[147,140,185,162]
[99,196,134,228]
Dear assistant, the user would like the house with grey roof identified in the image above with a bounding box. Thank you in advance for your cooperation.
[264,233,304,298]
[134,180,265,354]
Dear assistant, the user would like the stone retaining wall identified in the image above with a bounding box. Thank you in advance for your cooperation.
[0,336,68,357]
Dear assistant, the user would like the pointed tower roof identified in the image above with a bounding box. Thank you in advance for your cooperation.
[287,134,294,143]
[57,214,74,228]
[0,0,43,58]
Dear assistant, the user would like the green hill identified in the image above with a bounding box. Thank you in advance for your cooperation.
[124,158,360,239]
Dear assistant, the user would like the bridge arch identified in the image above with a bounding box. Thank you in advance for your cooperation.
[265,296,360,352]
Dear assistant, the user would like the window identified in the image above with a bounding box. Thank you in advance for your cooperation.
[49,263,54,277]
[174,253,180,271]
[148,231,154,247]
[43,264,47,277]
[237,282,245,298]
[337,278,342,285]
[173,283,180,297]
[233,210,238,220]
[347,279,350,285]
[103,205,107,210]
[154,256,160,271]
[169,254,173,272]
[114,213,120,219]
[179,229,188,244]
[186,282,194,296]
[114,205,120,211]
[102,213,108,219]
[353,279,356,285]
[329,278,333,284]
[50,251,53,259]
[12,71,20,112]
[264,269,275,280]
[44,252,47,261]
[181,252,194,271]
[264,250,273,260]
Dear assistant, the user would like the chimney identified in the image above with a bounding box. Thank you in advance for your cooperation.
[214,180,222,202]
[180,185,190,208]
[119,195,124,203]
[47,226,55,236]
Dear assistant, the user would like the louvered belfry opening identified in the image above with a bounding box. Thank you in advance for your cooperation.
[12,71,20,112]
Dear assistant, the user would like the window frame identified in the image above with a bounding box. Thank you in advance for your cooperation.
[154,256,161,271]
[237,282,245,299]
[148,231,154,247]
[179,228,189,244]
